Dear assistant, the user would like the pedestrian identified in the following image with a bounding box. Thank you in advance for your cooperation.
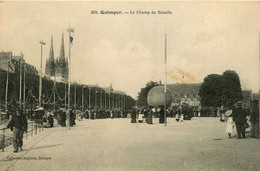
[180,114,184,122]
[70,109,76,127]
[225,109,234,138]
[131,108,137,123]
[7,108,28,153]
[110,110,114,119]
[233,101,247,139]
[176,107,181,122]
[147,110,153,124]
[48,113,54,127]
[250,100,259,138]
[159,106,164,124]
[60,109,66,127]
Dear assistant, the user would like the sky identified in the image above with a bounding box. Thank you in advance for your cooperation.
[0,2,259,98]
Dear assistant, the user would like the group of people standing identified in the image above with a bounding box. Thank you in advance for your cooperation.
[225,100,259,139]
[55,108,76,127]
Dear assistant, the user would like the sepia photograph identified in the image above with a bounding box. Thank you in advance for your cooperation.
[0,1,259,171]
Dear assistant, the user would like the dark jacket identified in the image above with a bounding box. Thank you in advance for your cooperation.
[233,107,247,124]
[7,114,28,131]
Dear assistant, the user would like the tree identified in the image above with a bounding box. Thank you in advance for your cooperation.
[199,74,223,107]
[137,81,159,108]
[222,70,243,106]
[199,70,243,108]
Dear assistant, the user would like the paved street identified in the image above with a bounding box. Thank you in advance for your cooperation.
[0,117,259,171]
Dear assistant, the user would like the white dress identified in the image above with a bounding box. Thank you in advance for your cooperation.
[226,117,234,133]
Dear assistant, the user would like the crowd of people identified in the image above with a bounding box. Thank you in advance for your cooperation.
[129,104,196,124]
[2,99,259,153]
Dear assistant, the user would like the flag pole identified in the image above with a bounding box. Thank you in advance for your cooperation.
[68,27,71,130]
[23,56,26,115]
[39,41,46,108]
[67,25,74,130]
[5,53,11,113]
[164,33,167,127]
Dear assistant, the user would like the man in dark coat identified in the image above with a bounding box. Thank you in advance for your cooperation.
[69,109,76,127]
[131,108,137,123]
[159,106,165,124]
[48,114,54,127]
[250,100,259,138]
[7,109,28,152]
[233,101,247,139]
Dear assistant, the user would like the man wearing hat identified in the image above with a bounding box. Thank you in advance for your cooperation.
[7,108,28,152]
[233,101,247,139]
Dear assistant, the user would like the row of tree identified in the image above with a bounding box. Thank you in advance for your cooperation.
[136,70,243,109]
[0,69,135,111]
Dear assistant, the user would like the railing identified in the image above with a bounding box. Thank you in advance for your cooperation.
[0,119,44,152]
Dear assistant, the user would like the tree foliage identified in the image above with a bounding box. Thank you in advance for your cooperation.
[199,70,242,108]
[137,81,159,108]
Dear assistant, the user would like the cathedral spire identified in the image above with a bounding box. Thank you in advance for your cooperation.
[59,32,65,62]
[45,35,55,77]
[49,36,55,76]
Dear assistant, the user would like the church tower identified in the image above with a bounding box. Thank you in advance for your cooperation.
[45,36,55,79]
[55,33,68,82]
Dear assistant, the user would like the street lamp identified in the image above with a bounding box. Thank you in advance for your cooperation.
[39,41,46,108]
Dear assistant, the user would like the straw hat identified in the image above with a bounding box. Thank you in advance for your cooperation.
[225,110,232,117]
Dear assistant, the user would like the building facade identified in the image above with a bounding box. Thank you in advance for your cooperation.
[167,83,201,107]
[0,51,38,75]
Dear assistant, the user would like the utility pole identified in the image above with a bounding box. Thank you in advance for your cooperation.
[89,87,91,109]
[53,76,56,110]
[19,53,24,109]
[95,90,97,108]
[74,82,76,110]
[104,92,106,109]
[124,96,126,110]
[39,41,46,108]
[64,82,67,110]
[109,91,111,110]
[23,58,26,114]
[82,85,84,112]
[100,91,102,108]
[5,53,12,113]
[164,33,167,127]
[67,26,74,130]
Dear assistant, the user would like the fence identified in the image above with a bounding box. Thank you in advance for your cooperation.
[0,119,44,151]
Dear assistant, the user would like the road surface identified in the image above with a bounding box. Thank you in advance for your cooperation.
[0,117,259,171]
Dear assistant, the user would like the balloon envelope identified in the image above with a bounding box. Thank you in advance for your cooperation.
[147,86,172,108]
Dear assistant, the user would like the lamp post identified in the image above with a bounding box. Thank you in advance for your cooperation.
[104,91,106,109]
[99,90,102,108]
[109,92,111,110]
[112,94,114,109]
[67,26,74,130]
[82,85,84,112]
[19,54,25,109]
[39,41,46,108]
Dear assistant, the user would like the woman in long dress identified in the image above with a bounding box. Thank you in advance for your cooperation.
[225,109,234,138]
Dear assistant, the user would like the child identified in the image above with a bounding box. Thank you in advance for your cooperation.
[225,109,234,138]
